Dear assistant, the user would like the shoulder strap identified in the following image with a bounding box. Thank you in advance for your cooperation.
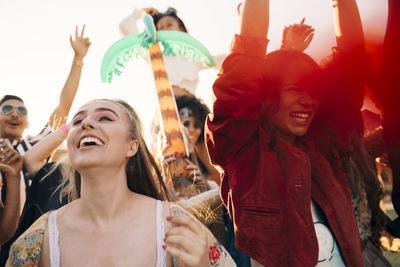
[156,200,166,267]
[48,210,60,267]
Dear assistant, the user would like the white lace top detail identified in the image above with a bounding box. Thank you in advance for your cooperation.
[47,200,166,267]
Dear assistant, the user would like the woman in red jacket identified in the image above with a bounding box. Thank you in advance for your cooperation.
[206,0,371,266]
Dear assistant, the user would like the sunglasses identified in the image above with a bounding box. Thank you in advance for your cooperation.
[1,105,28,116]
[182,119,201,129]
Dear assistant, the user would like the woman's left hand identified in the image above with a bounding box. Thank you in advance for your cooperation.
[184,159,204,181]
[0,140,23,177]
[165,215,211,267]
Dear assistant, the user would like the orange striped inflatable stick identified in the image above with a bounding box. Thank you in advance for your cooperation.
[100,15,215,193]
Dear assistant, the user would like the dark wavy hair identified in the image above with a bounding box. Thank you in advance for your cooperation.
[261,50,387,247]
[150,7,188,33]
[315,50,388,247]
[176,95,210,143]
[258,50,321,148]
[59,99,171,202]
[331,110,388,248]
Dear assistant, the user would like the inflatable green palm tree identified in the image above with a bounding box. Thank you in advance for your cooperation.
[101,15,215,196]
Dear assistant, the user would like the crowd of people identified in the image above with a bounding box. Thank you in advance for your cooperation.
[0,0,399,266]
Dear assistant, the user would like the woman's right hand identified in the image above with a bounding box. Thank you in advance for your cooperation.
[281,18,314,52]
[163,152,204,180]
[184,160,205,182]
[165,215,211,267]
[162,151,178,165]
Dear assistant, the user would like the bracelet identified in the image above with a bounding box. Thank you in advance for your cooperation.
[60,124,69,135]
[73,59,84,67]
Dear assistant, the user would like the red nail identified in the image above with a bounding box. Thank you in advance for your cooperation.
[162,245,166,250]
[163,237,166,242]
[166,216,172,221]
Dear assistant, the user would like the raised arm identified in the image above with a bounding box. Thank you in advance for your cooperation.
[240,0,269,38]
[24,123,69,173]
[316,0,367,128]
[119,6,159,36]
[48,25,90,130]
[206,0,270,167]
[119,6,145,36]
[332,0,365,51]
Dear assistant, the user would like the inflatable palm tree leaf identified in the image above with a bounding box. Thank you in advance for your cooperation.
[100,32,153,83]
[158,31,215,67]
[101,19,215,83]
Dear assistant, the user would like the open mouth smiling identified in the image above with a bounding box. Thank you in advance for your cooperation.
[6,120,21,127]
[289,111,313,123]
[78,136,105,149]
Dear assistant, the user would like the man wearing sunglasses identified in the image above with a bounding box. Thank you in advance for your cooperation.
[0,96,29,144]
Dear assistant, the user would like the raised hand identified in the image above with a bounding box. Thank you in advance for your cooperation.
[165,215,211,267]
[281,18,315,52]
[47,26,90,130]
[70,25,91,60]
[0,140,23,178]
[144,7,160,16]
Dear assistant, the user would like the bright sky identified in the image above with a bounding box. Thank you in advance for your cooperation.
[0,0,387,138]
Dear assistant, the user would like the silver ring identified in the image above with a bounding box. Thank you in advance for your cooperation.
[0,147,4,152]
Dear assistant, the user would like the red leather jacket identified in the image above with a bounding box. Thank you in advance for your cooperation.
[206,35,363,266]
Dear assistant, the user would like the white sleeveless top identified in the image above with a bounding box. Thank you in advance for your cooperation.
[47,200,167,267]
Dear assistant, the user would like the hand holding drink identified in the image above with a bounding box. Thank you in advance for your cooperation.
[0,139,23,178]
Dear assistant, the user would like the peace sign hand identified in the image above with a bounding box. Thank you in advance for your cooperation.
[70,24,91,60]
